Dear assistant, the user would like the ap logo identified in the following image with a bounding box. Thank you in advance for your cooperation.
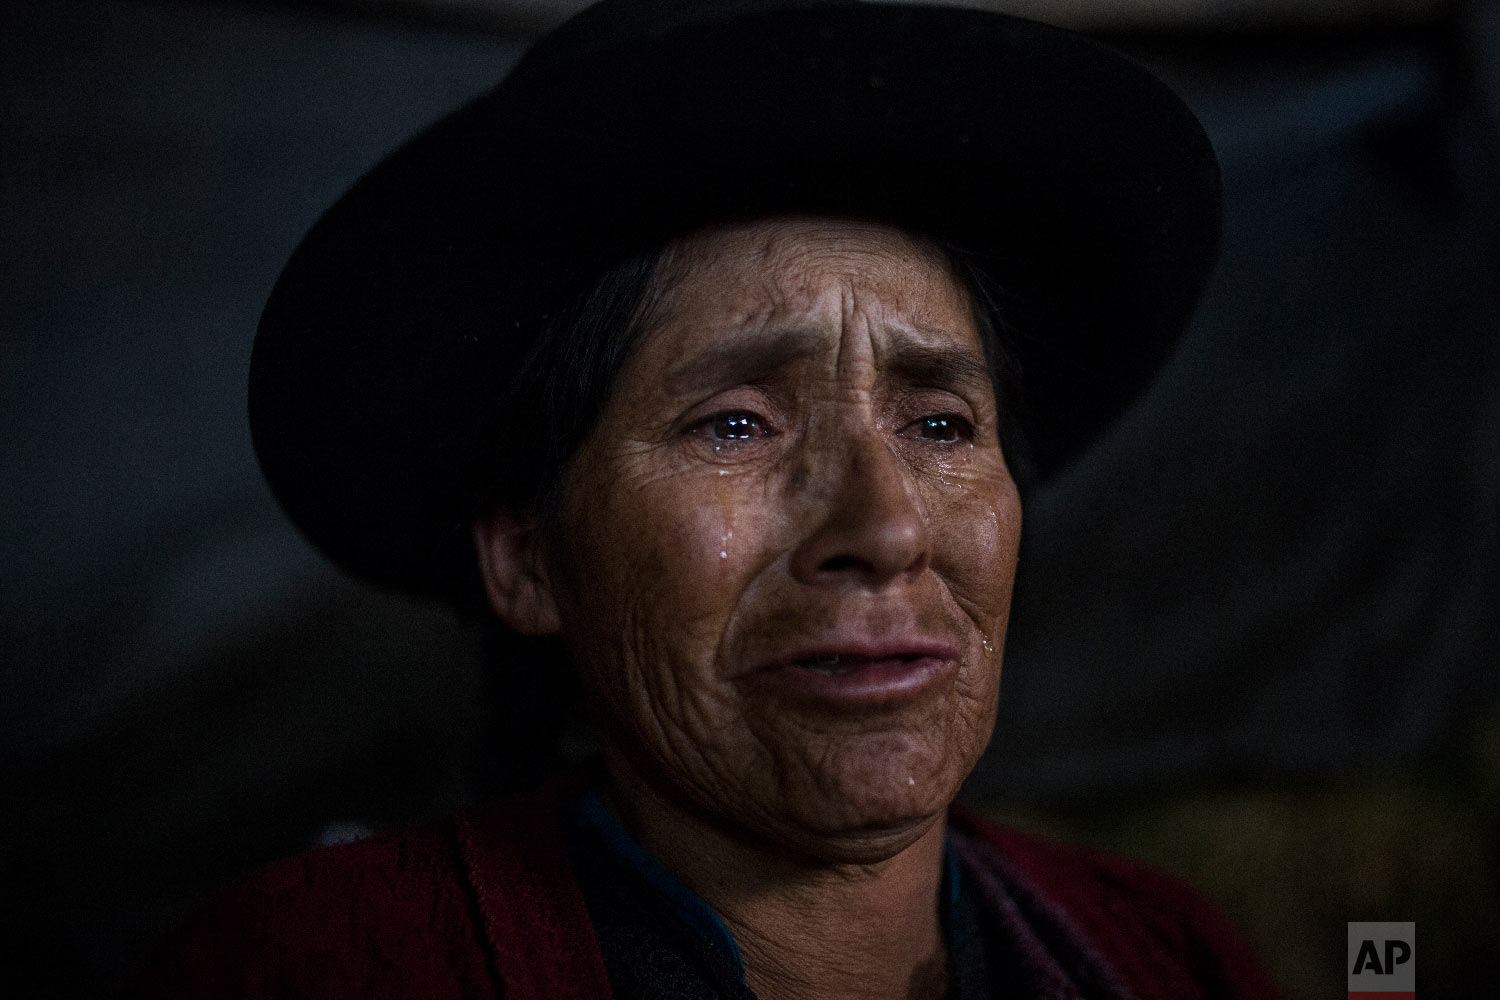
[1348,922,1414,999]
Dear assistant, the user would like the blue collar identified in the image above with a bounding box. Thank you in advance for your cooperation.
[575,788,747,979]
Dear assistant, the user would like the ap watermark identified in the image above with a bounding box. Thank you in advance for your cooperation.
[1348,922,1414,999]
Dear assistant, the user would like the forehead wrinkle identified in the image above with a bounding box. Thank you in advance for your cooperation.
[829,275,978,392]
[648,216,980,399]
[662,324,824,397]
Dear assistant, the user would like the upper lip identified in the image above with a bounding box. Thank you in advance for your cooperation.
[755,633,961,673]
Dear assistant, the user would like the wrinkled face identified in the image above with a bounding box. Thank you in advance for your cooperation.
[544,217,1021,862]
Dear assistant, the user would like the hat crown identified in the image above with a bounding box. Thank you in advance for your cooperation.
[516,0,855,79]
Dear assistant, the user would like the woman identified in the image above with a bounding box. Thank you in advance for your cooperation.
[144,1,1278,997]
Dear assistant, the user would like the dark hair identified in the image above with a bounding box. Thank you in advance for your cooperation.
[474,229,1028,790]
[476,246,668,530]
[938,240,1030,482]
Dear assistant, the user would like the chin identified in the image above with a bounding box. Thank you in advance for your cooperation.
[766,731,973,863]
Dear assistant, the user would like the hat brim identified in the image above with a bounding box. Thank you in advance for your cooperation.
[250,2,1220,599]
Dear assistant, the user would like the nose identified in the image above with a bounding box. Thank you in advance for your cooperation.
[788,430,930,589]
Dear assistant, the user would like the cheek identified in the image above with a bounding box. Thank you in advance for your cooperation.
[606,470,774,626]
[556,465,775,747]
[924,468,1019,761]
[928,466,1021,629]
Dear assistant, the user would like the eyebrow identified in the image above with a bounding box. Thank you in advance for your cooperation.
[880,338,994,396]
[662,324,994,401]
[664,327,824,396]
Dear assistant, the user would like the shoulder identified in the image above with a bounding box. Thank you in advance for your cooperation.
[134,819,495,1000]
[135,779,613,1000]
[948,804,1281,1000]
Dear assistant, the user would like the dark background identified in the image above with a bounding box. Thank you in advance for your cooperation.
[4,1,1498,997]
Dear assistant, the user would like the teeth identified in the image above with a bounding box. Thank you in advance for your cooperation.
[802,654,855,676]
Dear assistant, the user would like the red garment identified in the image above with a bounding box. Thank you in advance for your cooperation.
[948,804,1279,999]
[135,781,1278,999]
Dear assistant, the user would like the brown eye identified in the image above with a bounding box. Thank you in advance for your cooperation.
[715,413,757,439]
[694,411,767,440]
[913,415,971,443]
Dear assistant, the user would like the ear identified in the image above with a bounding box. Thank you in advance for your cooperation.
[473,507,561,636]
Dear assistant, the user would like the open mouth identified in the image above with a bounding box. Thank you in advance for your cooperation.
[758,641,960,706]
[795,654,918,676]
[768,650,956,706]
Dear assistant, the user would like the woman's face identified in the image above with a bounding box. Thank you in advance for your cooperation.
[543,217,1021,861]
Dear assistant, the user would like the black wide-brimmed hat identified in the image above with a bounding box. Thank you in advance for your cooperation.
[250,0,1221,601]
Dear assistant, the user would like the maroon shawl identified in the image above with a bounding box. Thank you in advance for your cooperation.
[135,780,1278,998]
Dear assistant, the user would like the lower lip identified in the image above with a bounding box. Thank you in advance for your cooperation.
[756,656,956,707]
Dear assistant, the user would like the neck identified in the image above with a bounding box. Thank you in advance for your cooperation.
[605,766,951,1000]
